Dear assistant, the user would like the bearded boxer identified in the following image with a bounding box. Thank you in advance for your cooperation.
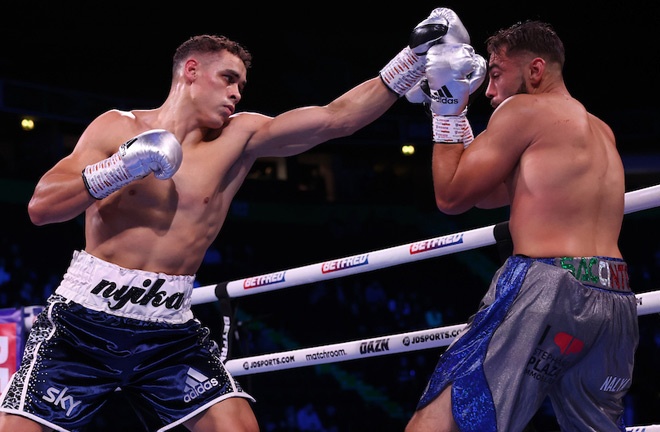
[0,7,472,432]
[405,20,638,432]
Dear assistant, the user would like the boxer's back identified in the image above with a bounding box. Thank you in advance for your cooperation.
[508,94,625,258]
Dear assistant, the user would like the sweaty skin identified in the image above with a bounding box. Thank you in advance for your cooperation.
[13,49,398,432]
[430,49,624,259]
[406,47,625,432]
[26,50,397,276]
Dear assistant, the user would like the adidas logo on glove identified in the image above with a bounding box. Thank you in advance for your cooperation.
[424,81,460,105]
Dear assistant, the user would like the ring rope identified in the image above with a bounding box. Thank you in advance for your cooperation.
[196,183,660,431]
[224,290,660,377]
[191,184,660,304]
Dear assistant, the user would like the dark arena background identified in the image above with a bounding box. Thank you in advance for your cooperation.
[1,1,659,431]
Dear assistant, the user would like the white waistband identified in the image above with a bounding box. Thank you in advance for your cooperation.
[55,250,195,324]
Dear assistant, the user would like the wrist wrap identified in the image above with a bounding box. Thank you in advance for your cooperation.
[380,47,425,96]
[432,113,473,149]
[82,152,134,199]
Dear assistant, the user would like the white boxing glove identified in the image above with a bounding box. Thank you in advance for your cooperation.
[406,43,486,146]
[82,129,182,199]
[380,8,470,96]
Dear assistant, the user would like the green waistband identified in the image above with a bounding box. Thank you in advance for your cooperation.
[553,256,630,291]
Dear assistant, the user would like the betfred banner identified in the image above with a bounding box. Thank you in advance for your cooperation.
[0,308,25,392]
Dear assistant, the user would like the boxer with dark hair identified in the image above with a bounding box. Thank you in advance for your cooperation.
[0,8,470,432]
[405,19,638,432]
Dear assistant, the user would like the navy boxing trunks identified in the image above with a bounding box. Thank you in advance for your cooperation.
[0,250,254,432]
[416,255,638,432]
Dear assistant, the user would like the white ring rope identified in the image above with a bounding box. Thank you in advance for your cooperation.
[192,184,660,303]
[224,290,660,377]
[194,224,494,302]
[195,184,660,431]
[624,183,660,215]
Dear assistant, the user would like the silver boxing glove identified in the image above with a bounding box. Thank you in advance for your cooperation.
[409,7,470,55]
[119,129,182,180]
[406,44,487,114]
[406,43,487,147]
[82,129,182,199]
[380,7,471,96]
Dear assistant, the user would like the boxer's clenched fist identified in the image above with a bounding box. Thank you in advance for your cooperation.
[409,7,470,55]
[406,43,487,146]
[83,129,182,199]
[380,7,471,96]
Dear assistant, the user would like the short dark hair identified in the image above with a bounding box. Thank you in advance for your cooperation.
[486,20,565,68]
[173,34,252,75]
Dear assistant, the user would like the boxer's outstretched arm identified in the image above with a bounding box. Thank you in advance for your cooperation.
[244,8,467,157]
[243,77,396,158]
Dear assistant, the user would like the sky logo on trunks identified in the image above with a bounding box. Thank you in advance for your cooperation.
[183,368,219,403]
[43,386,81,417]
[90,278,184,310]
